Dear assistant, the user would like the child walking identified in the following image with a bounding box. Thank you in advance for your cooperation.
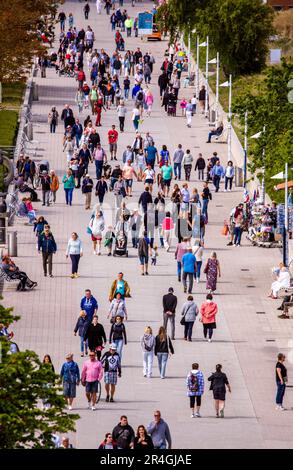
[151,245,158,265]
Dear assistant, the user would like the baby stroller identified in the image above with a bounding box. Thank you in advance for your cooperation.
[167,98,177,116]
[113,228,128,257]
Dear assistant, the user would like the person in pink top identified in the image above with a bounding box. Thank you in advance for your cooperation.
[122,159,137,197]
[200,293,218,343]
[162,211,174,252]
[175,237,190,282]
[144,89,154,117]
[81,352,104,410]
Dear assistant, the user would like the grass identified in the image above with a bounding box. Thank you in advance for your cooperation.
[0,82,25,149]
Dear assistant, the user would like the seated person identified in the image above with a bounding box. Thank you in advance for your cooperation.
[206,122,224,143]
[116,231,126,249]
[277,293,293,319]
[268,263,290,299]
[1,255,37,291]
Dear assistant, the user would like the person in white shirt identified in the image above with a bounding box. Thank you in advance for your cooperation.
[143,164,155,193]
[224,161,235,191]
[66,232,83,278]
[269,264,291,299]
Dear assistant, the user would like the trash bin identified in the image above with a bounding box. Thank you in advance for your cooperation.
[209,109,216,124]
[8,231,17,257]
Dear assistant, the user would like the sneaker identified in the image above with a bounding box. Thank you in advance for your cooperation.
[143,374,147,377]
[227,242,233,246]
[278,314,289,319]
[196,278,199,283]
[216,412,219,418]
[208,338,212,343]
[275,405,280,410]
[93,250,97,255]
[70,274,75,279]
[184,287,187,293]
[81,353,84,357]
[87,401,91,409]
[105,395,110,402]
[195,412,201,418]
[68,405,72,410]
[110,397,114,402]
[279,406,286,411]
[190,413,195,418]
[44,273,47,277]
[220,410,224,418]
[49,274,54,278]
[74,273,79,278]
[145,272,149,275]
[92,405,96,411]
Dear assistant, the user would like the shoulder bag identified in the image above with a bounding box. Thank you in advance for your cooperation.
[180,304,192,326]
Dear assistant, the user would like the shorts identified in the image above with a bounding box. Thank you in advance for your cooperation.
[85,380,100,393]
[125,179,133,188]
[181,202,189,211]
[109,143,117,153]
[213,390,226,401]
[145,179,154,185]
[189,395,201,408]
[104,371,118,385]
[163,179,171,187]
[91,234,102,241]
[139,255,149,265]
[63,382,76,398]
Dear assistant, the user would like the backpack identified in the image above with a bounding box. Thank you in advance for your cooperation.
[144,339,153,352]
[189,373,198,393]
[136,91,143,102]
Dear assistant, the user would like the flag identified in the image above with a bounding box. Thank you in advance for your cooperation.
[271,171,284,179]
[199,42,207,47]
[208,58,217,64]
[219,81,229,87]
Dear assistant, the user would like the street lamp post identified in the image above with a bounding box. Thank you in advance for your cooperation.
[208,53,220,122]
[196,35,200,98]
[204,35,209,118]
[243,110,248,188]
[284,162,289,266]
[188,30,191,78]
[219,75,232,162]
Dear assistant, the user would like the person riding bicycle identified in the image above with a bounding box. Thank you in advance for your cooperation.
[81,352,103,411]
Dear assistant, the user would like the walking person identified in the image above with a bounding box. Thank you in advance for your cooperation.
[161,212,174,251]
[137,231,150,276]
[40,170,51,206]
[109,315,127,362]
[193,240,204,283]
[195,153,206,180]
[66,232,83,279]
[182,247,196,294]
[38,225,57,277]
[204,251,221,293]
[201,182,212,219]
[88,209,105,255]
[208,364,231,418]
[154,326,174,379]
[74,310,89,357]
[112,416,135,449]
[224,160,235,191]
[211,161,224,193]
[147,411,172,449]
[48,107,59,133]
[81,352,103,411]
[185,100,193,128]
[80,289,98,323]
[134,426,154,449]
[94,176,108,208]
[93,143,107,180]
[62,169,75,206]
[82,174,94,210]
[108,292,128,323]
[181,295,199,342]
[60,353,80,411]
[141,326,155,378]
[182,149,193,181]
[117,100,127,132]
[49,170,59,204]
[173,144,184,181]
[186,363,204,418]
[275,353,288,411]
[84,2,90,19]
[162,287,177,340]
[200,293,218,342]
[175,238,189,282]
[101,344,121,403]
[83,315,107,360]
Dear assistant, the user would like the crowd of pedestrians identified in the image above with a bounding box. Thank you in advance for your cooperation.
[7,0,291,449]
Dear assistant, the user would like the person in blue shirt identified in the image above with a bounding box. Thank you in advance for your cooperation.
[60,353,80,410]
[210,161,224,193]
[145,144,158,168]
[38,226,57,277]
[182,248,196,294]
[80,289,98,322]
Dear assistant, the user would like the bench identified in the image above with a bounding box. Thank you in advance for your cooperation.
[214,128,228,143]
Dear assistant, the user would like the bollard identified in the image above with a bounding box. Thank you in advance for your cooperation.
[235,167,244,187]
[8,231,17,257]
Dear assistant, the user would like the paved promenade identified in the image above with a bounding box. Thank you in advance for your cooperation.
[5,0,293,449]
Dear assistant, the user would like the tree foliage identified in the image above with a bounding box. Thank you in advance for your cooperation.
[0,0,59,82]
[233,60,293,190]
[157,0,275,76]
[156,0,204,41]
[0,300,78,449]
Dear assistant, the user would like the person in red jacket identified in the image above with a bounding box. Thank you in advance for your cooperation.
[108,124,119,160]
[77,69,86,89]
[200,293,218,342]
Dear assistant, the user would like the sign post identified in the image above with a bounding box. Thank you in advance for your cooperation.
[138,12,153,36]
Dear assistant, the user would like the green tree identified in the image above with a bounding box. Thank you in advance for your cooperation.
[0,300,78,448]
[233,60,293,197]
[0,0,59,83]
[156,0,204,41]
[196,0,275,76]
